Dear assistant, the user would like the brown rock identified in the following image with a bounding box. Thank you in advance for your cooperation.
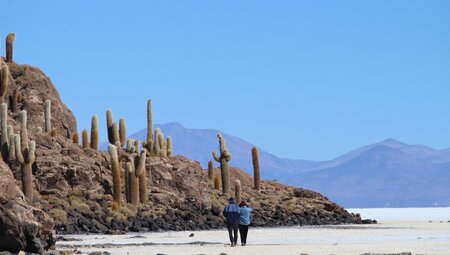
[0,163,55,253]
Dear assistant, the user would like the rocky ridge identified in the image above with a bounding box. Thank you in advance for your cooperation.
[0,57,363,253]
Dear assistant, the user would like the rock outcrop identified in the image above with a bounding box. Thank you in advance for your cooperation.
[0,161,55,254]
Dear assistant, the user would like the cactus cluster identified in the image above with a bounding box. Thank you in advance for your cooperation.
[75,115,100,151]
[108,138,148,210]
[16,110,36,200]
[0,104,35,200]
[124,139,147,206]
[212,133,231,194]
[152,128,172,157]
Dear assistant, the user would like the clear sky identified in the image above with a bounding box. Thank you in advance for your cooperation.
[3,0,450,160]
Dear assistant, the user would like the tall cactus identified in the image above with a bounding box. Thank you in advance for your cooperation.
[212,133,231,194]
[119,118,126,147]
[6,33,16,63]
[8,133,15,161]
[15,111,36,200]
[143,100,153,155]
[124,139,135,203]
[81,129,89,149]
[159,133,166,157]
[134,139,140,152]
[235,180,242,205]
[135,149,147,206]
[108,144,122,210]
[153,129,161,156]
[111,122,120,146]
[214,175,221,191]
[0,64,9,105]
[1,104,9,160]
[125,162,137,205]
[166,136,172,157]
[90,115,99,151]
[208,160,214,182]
[106,109,114,144]
[252,146,261,191]
[138,149,148,204]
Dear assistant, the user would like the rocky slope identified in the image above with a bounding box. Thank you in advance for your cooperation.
[0,57,362,253]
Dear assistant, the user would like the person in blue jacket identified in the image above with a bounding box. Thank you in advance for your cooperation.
[238,201,252,246]
[223,197,240,247]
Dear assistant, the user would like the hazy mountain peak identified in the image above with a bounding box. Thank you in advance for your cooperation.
[380,138,407,148]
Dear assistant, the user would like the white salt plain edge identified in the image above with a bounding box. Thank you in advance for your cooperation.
[347,207,450,221]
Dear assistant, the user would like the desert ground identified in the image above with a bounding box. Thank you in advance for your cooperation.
[58,219,450,255]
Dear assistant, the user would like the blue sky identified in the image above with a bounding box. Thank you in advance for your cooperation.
[3,0,450,160]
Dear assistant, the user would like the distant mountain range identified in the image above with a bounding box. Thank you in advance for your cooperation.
[130,122,450,208]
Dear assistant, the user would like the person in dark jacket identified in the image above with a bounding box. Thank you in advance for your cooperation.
[223,197,240,247]
[238,201,252,246]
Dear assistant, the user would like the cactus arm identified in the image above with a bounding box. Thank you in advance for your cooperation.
[134,140,140,152]
[7,125,13,140]
[8,134,15,161]
[26,140,36,163]
[1,104,8,149]
[19,110,28,152]
[212,150,220,162]
[223,150,232,161]
[126,139,135,153]
[14,134,24,164]
[111,122,120,147]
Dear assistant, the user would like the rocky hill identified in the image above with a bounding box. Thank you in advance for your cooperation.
[0,55,362,254]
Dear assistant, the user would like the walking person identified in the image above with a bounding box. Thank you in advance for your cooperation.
[239,201,252,246]
[223,197,240,247]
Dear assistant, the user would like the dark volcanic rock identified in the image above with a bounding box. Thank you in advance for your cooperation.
[0,161,55,254]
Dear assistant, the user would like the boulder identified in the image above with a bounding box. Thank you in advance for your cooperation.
[0,161,56,254]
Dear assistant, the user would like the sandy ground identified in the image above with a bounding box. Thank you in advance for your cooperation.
[58,220,450,255]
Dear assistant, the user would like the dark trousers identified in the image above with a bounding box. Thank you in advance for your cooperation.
[239,224,249,244]
[227,223,239,244]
